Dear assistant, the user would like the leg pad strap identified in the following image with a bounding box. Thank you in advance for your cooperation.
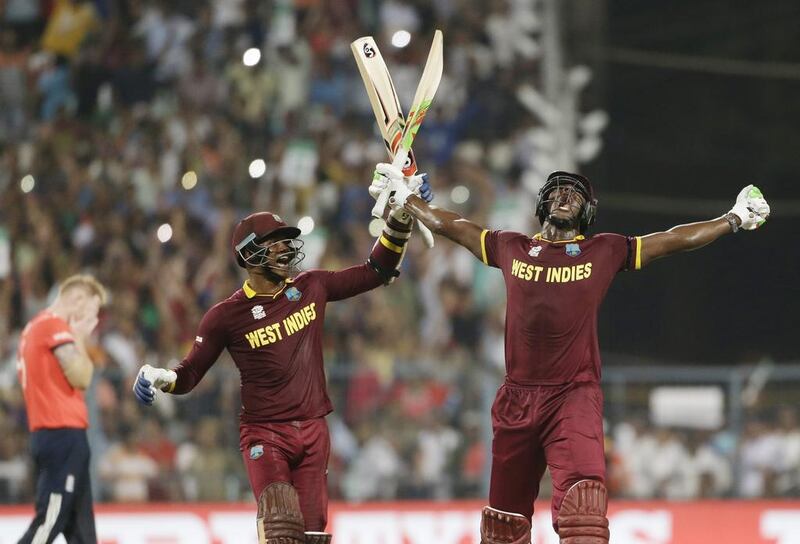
[304,532,332,544]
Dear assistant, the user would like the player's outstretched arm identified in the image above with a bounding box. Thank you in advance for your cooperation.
[372,163,485,261]
[133,304,227,405]
[639,185,769,267]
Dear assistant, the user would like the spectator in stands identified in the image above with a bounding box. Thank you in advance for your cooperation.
[98,426,158,502]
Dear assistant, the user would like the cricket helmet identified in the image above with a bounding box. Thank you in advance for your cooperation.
[535,171,598,234]
[231,212,304,269]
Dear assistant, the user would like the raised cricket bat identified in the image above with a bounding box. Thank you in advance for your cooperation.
[352,30,444,248]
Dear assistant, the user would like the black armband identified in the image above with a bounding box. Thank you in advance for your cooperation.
[367,256,401,285]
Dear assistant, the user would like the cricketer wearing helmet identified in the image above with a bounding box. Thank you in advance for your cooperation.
[131,174,432,544]
[371,163,769,544]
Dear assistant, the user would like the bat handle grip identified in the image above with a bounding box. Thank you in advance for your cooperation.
[391,148,409,170]
[418,221,435,248]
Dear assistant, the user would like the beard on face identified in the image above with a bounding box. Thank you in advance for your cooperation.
[547,212,578,230]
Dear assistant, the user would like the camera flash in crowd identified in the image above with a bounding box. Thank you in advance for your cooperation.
[298,216,315,235]
[242,48,261,67]
[249,159,266,178]
[20,175,35,193]
[181,171,197,190]
[157,223,173,243]
[391,30,411,48]
[450,185,470,204]
[368,218,384,237]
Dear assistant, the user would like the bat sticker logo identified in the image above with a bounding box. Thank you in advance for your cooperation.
[363,43,375,58]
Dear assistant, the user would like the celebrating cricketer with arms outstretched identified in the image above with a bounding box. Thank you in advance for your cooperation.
[131,177,431,543]
[371,163,770,544]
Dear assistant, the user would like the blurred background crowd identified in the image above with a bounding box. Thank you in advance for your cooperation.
[0,0,797,505]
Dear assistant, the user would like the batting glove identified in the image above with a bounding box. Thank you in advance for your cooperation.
[373,163,413,210]
[729,184,770,230]
[133,364,177,406]
[407,173,433,203]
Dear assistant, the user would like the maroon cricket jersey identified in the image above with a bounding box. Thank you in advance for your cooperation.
[172,266,383,423]
[481,231,642,385]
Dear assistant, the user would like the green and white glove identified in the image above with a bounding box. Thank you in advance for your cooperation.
[729,184,770,231]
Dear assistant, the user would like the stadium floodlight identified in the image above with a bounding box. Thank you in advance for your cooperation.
[565,65,592,92]
[579,110,610,136]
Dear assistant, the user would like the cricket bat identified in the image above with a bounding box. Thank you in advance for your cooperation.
[352,30,444,249]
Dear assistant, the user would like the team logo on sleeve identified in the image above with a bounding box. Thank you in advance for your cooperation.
[285,287,302,301]
[251,305,266,320]
[528,245,543,258]
[249,444,264,460]
[565,243,581,257]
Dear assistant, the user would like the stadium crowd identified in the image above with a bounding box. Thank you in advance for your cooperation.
[0,0,797,505]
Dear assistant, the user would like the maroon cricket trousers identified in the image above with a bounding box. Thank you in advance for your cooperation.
[489,381,606,531]
[240,417,331,531]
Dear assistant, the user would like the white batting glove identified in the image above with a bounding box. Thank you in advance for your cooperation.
[729,185,770,231]
[133,364,177,405]
[369,168,389,201]
[373,163,413,210]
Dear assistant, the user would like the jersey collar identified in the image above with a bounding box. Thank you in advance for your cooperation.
[533,233,585,244]
[242,277,295,299]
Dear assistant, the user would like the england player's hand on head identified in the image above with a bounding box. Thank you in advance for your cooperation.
[133,364,176,406]
[730,184,770,230]
[68,312,99,341]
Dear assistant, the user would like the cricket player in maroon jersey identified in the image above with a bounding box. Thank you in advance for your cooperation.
[130,177,431,544]
[371,163,770,544]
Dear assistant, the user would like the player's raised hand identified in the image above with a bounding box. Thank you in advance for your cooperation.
[369,166,390,201]
[133,364,176,406]
[729,184,770,230]
[372,163,413,210]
